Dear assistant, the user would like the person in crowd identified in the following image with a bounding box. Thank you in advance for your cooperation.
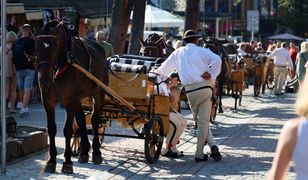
[173,40,183,49]
[286,42,308,91]
[11,24,35,117]
[295,42,308,84]
[151,72,187,158]
[154,30,222,162]
[2,31,18,113]
[267,76,308,180]
[96,29,114,58]
[255,42,265,53]
[237,44,247,56]
[289,42,298,71]
[250,40,257,49]
[166,34,175,48]
[268,42,293,95]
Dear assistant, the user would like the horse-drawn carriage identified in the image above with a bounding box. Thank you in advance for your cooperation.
[32,19,184,173]
[70,54,173,163]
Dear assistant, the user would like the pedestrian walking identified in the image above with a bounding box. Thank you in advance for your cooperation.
[11,24,35,117]
[268,76,308,180]
[289,42,298,71]
[268,42,293,95]
[154,30,222,162]
[295,42,308,84]
[1,31,18,113]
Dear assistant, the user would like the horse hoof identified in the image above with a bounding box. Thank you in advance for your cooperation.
[61,162,73,174]
[92,155,103,165]
[78,155,89,163]
[44,162,56,173]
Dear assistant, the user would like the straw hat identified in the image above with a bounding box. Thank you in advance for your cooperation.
[182,30,201,40]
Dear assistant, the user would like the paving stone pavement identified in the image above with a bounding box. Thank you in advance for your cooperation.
[0,87,298,180]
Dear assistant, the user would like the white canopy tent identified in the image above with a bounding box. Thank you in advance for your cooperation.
[144,5,184,29]
[267,33,305,41]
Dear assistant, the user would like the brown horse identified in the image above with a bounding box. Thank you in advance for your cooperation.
[203,37,231,114]
[35,20,108,173]
[139,33,174,58]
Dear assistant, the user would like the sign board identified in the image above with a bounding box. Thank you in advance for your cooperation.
[247,10,259,32]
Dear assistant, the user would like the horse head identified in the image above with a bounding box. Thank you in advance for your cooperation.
[139,33,173,58]
[35,19,69,88]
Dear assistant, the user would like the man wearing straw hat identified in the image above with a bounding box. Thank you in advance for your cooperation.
[154,30,222,162]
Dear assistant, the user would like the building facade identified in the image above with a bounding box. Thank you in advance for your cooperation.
[150,0,278,39]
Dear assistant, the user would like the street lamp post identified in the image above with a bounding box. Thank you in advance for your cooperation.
[1,0,7,174]
[251,15,255,41]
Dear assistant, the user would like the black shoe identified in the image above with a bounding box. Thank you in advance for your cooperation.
[195,154,208,162]
[210,145,222,161]
[162,149,183,158]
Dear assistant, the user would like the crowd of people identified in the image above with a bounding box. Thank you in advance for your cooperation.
[1,24,36,117]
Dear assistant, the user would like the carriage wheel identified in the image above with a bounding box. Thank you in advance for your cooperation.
[261,83,266,94]
[266,76,274,90]
[144,115,164,163]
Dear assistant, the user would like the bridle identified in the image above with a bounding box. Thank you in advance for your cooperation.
[35,35,58,69]
[140,36,172,58]
[35,21,70,72]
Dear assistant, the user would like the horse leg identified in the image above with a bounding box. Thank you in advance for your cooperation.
[218,81,224,113]
[43,102,57,173]
[75,102,90,163]
[61,106,75,174]
[91,98,103,165]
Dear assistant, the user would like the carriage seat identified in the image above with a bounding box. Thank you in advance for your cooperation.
[108,54,162,72]
[107,61,151,106]
[109,62,147,74]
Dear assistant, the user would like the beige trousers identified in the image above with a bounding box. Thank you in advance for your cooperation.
[274,66,287,94]
[162,111,187,154]
[185,81,214,159]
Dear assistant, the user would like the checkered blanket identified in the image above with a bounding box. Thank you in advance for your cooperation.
[109,62,147,74]
[108,55,164,73]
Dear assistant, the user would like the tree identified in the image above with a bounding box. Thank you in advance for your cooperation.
[184,0,200,31]
[128,0,146,55]
[278,0,308,37]
[107,0,133,54]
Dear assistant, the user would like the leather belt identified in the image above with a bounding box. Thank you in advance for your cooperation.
[274,64,286,67]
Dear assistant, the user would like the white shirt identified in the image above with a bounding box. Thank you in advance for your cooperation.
[237,48,247,56]
[155,43,222,85]
[293,119,308,180]
[268,47,293,70]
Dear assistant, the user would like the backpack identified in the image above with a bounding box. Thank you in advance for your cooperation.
[12,38,31,69]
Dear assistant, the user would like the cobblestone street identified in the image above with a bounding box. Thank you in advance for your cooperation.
[0,87,297,180]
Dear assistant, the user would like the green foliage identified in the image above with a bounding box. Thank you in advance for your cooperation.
[278,0,295,10]
[278,0,308,36]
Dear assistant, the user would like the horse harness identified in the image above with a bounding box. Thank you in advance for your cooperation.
[35,22,93,79]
